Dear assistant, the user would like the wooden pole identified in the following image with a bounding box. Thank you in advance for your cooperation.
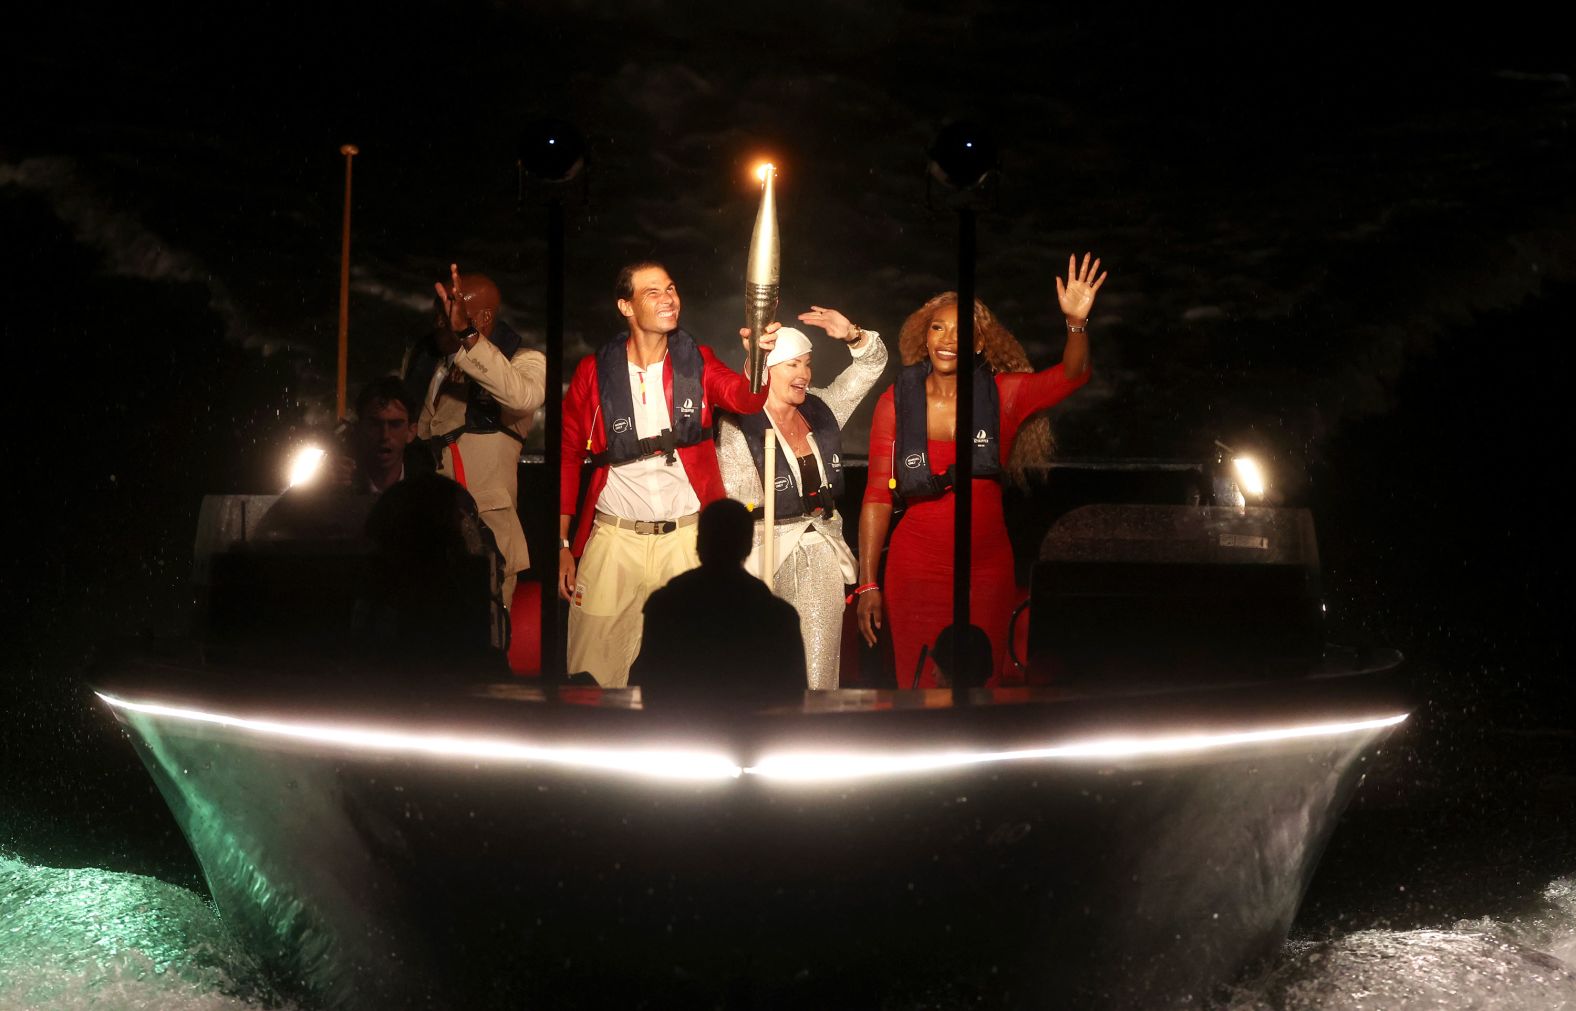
[336,143,359,421]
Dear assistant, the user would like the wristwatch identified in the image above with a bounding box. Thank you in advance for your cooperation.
[558,538,572,550]
[455,326,479,348]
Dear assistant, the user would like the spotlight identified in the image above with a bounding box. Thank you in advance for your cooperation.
[1233,455,1267,499]
[516,119,587,185]
[1213,440,1272,505]
[287,445,327,488]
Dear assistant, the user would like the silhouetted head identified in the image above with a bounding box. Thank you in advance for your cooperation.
[932,623,994,689]
[696,499,753,568]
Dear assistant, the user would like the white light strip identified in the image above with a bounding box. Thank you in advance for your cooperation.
[743,714,1409,782]
[98,693,1405,785]
[96,693,741,781]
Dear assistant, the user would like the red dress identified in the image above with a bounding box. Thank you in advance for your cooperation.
[864,365,1088,688]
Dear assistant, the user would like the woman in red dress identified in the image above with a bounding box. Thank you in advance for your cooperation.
[856,254,1106,687]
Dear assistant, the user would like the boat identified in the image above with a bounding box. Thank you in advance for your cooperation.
[95,460,1407,1009]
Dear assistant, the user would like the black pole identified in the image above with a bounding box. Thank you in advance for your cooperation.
[952,207,975,692]
[518,118,585,682]
[540,197,565,678]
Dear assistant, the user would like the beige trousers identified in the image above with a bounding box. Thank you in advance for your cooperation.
[567,521,700,687]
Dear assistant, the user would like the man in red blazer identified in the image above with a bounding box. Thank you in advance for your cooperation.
[558,261,777,686]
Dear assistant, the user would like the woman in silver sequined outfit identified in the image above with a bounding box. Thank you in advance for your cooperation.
[716,306,888,689]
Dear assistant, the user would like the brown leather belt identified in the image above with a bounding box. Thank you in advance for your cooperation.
[595,511,700,536]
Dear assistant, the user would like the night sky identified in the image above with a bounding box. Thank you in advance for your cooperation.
[3,3,1574,828]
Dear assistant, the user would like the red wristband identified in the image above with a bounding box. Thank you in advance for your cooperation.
[845,582,880,604]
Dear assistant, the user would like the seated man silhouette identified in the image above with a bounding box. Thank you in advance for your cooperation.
[354,473,510,678]
[631,499,806,709]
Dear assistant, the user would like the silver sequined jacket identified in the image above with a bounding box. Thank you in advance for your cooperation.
[716,333,890,568]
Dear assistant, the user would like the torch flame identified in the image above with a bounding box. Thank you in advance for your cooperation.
[753,162,775,183]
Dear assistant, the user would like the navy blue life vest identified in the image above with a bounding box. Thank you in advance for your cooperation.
[736,395,844,520]
[891,359,1000,500]
[405,321,530,449]
[590,330,708,466]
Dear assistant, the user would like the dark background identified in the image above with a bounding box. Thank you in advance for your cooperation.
[2,2,1572,914]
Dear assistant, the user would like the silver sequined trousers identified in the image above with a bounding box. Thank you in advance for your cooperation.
[770,527,845,690]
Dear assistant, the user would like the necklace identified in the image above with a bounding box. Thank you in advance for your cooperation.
[768,407,808,441]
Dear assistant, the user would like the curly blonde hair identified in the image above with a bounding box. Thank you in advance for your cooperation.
[897,292,1053,486]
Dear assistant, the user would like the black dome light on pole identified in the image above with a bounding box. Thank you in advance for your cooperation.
[518,119,589,188]
[927,121,1000,696]
[518,118,588,682]
[927,122,1001,200]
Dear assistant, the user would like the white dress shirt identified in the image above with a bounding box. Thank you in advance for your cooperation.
[594,355,703,522]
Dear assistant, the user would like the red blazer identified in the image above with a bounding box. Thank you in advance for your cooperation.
[561,339,768,555]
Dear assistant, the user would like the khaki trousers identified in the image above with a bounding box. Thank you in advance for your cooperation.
[567,520,700,687]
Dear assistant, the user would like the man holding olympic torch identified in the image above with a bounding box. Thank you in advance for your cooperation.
[558,262,778,687]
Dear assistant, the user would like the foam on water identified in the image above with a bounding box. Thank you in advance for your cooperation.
[1226,877,1576,1010]
[0,855,293,1011]
[4,848,1571,1009]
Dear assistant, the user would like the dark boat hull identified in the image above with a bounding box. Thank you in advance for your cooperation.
[100,656,1404,1009]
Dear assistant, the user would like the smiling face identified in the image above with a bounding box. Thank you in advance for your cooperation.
[925,303,959,374]
[924,302,985,376]
[618,266,681,337]
[767,353,812,408]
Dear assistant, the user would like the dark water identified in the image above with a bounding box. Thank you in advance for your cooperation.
[0,857,291,1009]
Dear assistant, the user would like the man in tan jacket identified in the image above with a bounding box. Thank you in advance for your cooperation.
[411,264,546,606]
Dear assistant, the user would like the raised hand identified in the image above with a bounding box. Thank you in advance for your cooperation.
[434,262,474,334]
[1056,252,1108,321]
[798,305,853,341]
[738,320,782,355]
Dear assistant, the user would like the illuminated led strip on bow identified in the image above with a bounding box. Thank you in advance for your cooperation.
[747,713,1408,781]
[97,693,742,781]
[98,693,1405,784]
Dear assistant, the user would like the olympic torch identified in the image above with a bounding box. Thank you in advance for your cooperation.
[744,162,780,393]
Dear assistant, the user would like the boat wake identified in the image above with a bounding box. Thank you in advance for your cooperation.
[0,854,292,1011]
[1226,877,1576,1009]
[5,845,1573,1010]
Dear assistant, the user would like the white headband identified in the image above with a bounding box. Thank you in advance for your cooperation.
[765,327,814,368]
